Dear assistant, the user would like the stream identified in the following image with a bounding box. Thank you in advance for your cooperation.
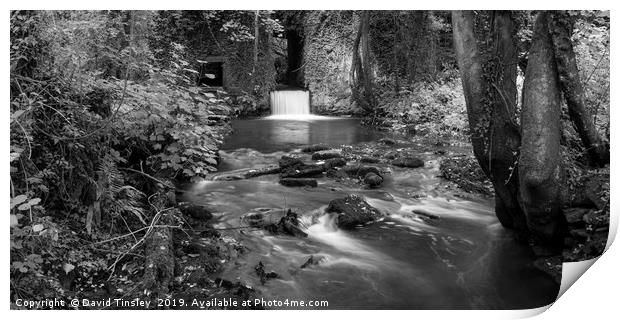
[184,117,560,309]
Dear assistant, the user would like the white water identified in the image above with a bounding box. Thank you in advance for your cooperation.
[270,90,310,117]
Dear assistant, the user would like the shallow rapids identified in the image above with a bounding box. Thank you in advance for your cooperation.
[183,118,559,309]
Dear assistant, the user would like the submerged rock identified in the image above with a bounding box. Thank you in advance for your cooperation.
[363,172,383,188]
[312,150,342,160]
[300,255,326,269]
[243,212,265,226]
[301,144,331,153]
[392,157,424,168]
[255,261,279,285]
[264,209,308,238]
[279,178,318,187]
[326,194,382,229]
[412,209,440,224]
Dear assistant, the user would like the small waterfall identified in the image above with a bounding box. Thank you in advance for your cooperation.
[270,90,310,116]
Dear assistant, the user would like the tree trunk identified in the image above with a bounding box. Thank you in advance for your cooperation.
[452,11,525,231]
[350,11,375,113]
[548,11,609,167]
[252,10,259,87]
[519,12,565,243]
[488,11,526,231]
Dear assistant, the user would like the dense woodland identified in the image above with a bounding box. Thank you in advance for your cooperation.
[10,10,610,308]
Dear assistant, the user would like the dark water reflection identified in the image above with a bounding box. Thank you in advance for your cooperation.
[222,117,384,153]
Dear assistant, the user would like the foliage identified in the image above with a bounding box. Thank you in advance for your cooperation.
[10,10,232,304]
[439,155,494,196]
[377,69,468,140]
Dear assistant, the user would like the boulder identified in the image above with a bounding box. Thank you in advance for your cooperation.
[264,209,308,238]
[281,164,325,178]
[326,194,382,229]
[301,144,331,153]
[279,178,318,187]
[363,172,383,188]
[312,151,342,160]
[322,157,347,170]
[179,203,213,221]
[392,157,424,168]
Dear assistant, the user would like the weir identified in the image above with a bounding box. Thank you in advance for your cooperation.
[270,90,310,116]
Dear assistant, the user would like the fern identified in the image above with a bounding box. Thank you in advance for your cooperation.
[96,154,148,228]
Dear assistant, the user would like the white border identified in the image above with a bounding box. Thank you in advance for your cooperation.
[3,1,617,319]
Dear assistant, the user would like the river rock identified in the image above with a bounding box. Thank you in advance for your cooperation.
[326,168,349,180]
[179,203,213,221]
[384,151,399,160]
[281,164,325,178]
[378,138,397,145]
[264,209,308,238]
[244,165,281,178]
[326,194,382,229]
[342,164,382,178]
[255,261,278,285]
[312,150,342,160]
[301,144,331,153]
[213,174,244,181]
[322,157,347,170]
[360,156,380,163]
[413,209,440,221]
[364,172,383,188]
[279,178,318,187]
[392,157,424,168]
[243,212,265,226]
[300,255,326,269]
[279,155,304,170]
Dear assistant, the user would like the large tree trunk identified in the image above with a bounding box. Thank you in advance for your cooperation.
[548,11,609,167]
[452,11,525,230]
[519,12,565,242]
[351,11,376,113]
[487,11,526,231]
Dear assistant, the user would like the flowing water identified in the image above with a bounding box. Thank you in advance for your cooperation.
[184,117,560,309]
[269,90,310,117]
